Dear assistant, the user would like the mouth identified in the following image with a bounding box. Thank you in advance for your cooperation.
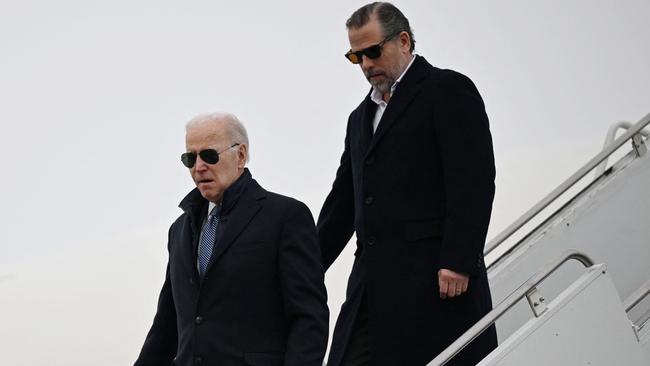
[366,69,384,79]
[197,179,214,185]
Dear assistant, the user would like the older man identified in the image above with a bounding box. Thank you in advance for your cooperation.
[135,113,328,366]
[318,2,497,366]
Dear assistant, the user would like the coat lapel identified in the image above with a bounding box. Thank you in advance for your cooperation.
[365,55,430,157]
[187,215,202,281]
[178,189,207,281]
[204,180,265,274]
[359,96,376,154]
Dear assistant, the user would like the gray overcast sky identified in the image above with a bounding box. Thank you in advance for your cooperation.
[1,1,649,364]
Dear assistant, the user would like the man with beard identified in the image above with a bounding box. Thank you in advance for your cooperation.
[318,3,498,365]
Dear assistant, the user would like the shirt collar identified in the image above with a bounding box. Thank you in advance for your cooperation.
[370,54,417,105]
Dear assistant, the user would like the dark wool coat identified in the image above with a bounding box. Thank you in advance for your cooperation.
[136,170,329,366]
[318,56,497,366]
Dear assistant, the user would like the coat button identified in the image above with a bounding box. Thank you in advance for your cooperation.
[195,356,203,365]
[364,196,374,205]
[365,156,375,165]
[195,316,203,325]
[367,237,376,246]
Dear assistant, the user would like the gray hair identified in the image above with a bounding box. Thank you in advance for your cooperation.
[346,2,415,53]
[185,112,250,162]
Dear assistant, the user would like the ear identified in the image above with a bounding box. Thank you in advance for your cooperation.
[398,31,411,52]
[237,144,248,168]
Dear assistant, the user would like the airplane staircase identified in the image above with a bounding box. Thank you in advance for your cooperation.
[428,112,650,365]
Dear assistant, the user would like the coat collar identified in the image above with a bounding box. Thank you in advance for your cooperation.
[364,55,433,157]
[176,168,266,279]
[205,177,266,272]
[178,168,253,216]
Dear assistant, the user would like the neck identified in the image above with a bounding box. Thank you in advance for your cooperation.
[210,195,223,205]
[382,54,415,103]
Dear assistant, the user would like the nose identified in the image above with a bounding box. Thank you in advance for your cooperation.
[193,156,209,171]
[360,55,374,70]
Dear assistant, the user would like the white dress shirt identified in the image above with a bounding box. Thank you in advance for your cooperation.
[369,54,417,133]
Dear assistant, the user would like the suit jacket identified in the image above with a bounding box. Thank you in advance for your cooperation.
[318,56,497,366]
[135,169,329,366]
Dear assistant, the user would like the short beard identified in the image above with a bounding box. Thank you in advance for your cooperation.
[369,77,393,95]
[365,69,395,95]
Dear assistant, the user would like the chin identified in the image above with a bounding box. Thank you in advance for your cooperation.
[370,80,390,94]
[198,188,215,202]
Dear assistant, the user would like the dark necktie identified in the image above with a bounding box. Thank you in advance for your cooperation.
[198,206,220,277]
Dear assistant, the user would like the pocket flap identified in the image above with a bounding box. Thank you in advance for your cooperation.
[404,219,443,242]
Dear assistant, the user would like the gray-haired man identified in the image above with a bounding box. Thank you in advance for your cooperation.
[135,113,329,366]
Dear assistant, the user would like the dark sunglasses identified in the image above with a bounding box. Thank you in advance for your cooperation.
[344,33,399,64]
[181,143,240,168]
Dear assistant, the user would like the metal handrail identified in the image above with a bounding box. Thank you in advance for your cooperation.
[485,112,650,260]
[427,250,595,366]
[594,121,650,178]
[624,278,650,313]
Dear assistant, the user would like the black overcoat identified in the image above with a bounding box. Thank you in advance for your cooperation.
[136,171,329,366]
[318,56,497,366]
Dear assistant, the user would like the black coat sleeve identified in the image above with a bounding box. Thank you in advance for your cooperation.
[278,201,329,366]
[134,230,178,366]
[435,71,496,275]
[317,117,356,270]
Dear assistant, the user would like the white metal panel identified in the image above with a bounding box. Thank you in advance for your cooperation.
[488,148,650,340]
[638,324,650,364]
[479,265,647,366]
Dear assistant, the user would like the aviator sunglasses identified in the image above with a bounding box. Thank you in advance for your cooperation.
[181,143,240,168]
[344,33,399,64]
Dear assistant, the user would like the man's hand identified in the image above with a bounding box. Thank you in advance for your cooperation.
[438,269,469,299]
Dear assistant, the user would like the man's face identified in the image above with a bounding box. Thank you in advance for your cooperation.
[185,121,246,203]
[347,15,411,95]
